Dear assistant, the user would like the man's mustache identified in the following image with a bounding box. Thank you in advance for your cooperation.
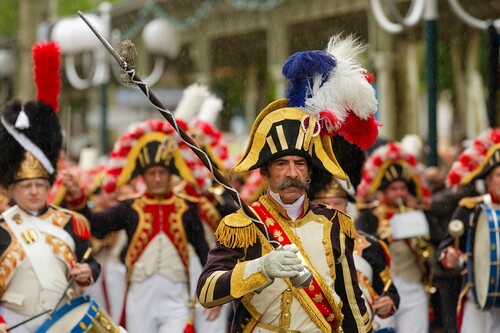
[277,178,310,191]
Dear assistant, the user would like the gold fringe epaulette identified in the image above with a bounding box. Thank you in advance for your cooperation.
[458,196,484,209]
[336,210,356,239]
[214,209,257,249]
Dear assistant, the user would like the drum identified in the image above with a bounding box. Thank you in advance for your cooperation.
[35,295,123,333]
[467,204,500,309]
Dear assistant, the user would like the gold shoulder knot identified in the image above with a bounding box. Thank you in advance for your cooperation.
[336,210,356,239]
[458,196,484,209]
[214,209,257,249]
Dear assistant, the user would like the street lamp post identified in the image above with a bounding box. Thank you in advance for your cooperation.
[447,0,500,129]
[370,0,438,166]
[52,2,112,154]
[424,0,438,166]
[51,2,180,155]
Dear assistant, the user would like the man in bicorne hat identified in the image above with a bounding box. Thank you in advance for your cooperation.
[356,142,434,333]
[0,42,100,333]
[438,128,500,333]
[63,119,212,333]
[197,35,380,333]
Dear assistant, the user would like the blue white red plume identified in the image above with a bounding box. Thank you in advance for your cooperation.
[282,34,379,150]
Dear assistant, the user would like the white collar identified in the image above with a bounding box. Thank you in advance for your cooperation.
[269,191,305,221]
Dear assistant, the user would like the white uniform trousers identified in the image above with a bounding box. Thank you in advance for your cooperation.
[189,251,229,333]
[460,295,500,333]
[382,275,428,333]
[126,274,189,333]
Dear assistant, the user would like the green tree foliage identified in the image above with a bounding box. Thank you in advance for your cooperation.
[0,0,19,38]
[58,0,122,17]
[0,0,124,38]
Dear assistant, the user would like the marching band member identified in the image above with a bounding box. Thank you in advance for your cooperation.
[312,177,399,332]
[438,128,500,333]
[63,119,211,333]
[197,34,379,333]
[0,42,100,332]
[356,142,434,333]
[174,84,239,333]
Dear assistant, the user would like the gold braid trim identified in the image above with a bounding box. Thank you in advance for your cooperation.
[214,219,257,249]
[458,196,484,209]
[336,211,356,239]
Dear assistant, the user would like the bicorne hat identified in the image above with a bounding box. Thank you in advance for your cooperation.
[102,119,196,194]
[447,128,500,187]
[233,34,380,188]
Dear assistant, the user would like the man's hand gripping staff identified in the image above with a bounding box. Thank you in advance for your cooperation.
[245,244,313,288]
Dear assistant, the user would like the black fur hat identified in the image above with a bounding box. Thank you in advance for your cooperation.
[0,41,62,187]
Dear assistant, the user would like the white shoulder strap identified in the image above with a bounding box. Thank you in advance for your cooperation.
[3,206,68,291]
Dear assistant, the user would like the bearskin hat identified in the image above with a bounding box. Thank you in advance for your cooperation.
[0,41,62,187]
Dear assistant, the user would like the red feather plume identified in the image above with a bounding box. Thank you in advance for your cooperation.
[337,113,381,150]
[32,41,61,113]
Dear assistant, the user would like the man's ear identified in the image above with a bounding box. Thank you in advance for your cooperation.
[259,166,269,181]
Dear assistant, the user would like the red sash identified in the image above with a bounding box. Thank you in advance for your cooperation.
[250,202,340,329]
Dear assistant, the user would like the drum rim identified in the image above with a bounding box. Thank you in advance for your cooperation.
[35,295,96,333]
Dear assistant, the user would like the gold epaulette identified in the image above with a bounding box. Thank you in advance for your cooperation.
[458,196,484,209]
[214,209,257,249]
[117,192,141,202]
[336,210,356,239]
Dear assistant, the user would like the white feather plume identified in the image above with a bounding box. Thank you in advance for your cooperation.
[198,95,223,126]
[305,34,378,122]
[174,83,210,122]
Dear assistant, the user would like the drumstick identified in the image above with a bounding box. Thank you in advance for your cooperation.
[6,248,93,331]
[50,247,93,314]
[448,220,464,249]
[6,309,52,332]
[370,278,393,320]
[381,278,393,296]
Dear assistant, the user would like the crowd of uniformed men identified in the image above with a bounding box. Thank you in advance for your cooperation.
[0,34,497,333]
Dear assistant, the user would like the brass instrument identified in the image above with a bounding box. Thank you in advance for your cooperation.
[396,198,437,294]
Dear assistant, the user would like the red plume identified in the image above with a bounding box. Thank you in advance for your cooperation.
[337,113,381,150]
[32,41,61,113]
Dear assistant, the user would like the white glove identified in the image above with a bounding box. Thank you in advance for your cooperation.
[260,244,304,279]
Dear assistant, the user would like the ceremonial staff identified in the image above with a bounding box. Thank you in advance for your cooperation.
[77,11,278,248]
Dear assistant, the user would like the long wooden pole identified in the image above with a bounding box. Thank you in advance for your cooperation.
[76,11,278,246]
